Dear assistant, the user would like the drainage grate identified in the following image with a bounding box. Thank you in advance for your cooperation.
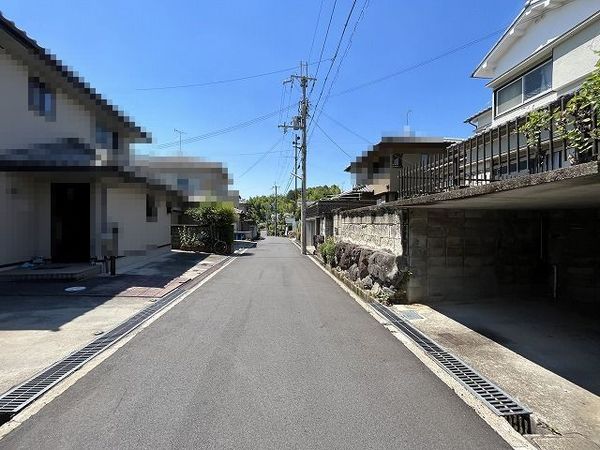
[370,302,532,434]
[397,310,423,321]
[0,254,233,420]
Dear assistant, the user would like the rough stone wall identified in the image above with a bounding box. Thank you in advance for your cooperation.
[334,210,403,256]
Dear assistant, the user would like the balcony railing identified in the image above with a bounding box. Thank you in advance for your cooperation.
[399,94,599,199]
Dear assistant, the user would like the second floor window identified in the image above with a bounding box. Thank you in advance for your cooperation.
[96,125,119,150]
[28,77,55,119]
[177,178,190,191]
[495,60,552,116]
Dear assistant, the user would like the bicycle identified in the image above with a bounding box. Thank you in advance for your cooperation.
[198,229,228,254]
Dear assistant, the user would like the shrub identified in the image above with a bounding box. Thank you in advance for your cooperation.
[178,227,202,251]
[186,202,237,228]
[320,236,336,264]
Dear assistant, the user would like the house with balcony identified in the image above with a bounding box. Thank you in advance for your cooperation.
[332,0,600,310]
[401,0,600,199]
[0,13,178,268]
[469,0,600,132]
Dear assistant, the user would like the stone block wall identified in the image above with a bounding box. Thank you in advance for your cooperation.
[333,210,404,256]
[407,209,543,302]
[332,204,600,306]
[545,209,600,306]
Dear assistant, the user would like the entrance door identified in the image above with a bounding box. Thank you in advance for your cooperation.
[51,183,90,262]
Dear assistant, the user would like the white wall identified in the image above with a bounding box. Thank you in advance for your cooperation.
[553,17,600,94]
[106,183,171,256]
[0,51,94,150]
[0,172,37,265]
[0,49,135,165]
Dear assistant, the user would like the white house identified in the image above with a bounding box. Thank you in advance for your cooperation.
[0,13,176,267]
[467,0,600,131]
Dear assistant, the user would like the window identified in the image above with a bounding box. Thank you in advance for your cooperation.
[523,61,552,100]
[420,154,429,165]
[176,178,189,191]
[146,194,157,222]
[495,60,552,116]
[96,125,118,150]
[392,153,403,168]
[28,77,55,119]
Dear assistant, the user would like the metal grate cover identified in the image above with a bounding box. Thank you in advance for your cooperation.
[370,302,532,434]
[0,254,233,419]
[397,310,423,321]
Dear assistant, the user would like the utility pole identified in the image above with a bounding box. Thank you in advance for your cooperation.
[174,128,186,156]
[273,183,279,237]
[292,135,301,212]
[279,62,315,255]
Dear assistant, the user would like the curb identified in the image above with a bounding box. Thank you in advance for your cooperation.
[0,248,246,440]
[298,244,535,450]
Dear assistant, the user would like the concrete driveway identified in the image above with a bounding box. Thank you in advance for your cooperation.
[0,251,226,393]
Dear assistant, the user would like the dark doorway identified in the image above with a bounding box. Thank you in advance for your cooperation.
[51,183,90,262]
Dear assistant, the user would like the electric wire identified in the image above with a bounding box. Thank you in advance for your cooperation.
[137,58,331,91]
[154,105,294,149]
[321,111,372,145]
[237,136,284,179]
[309,0,358,129]
[308,0,326,64]
[315,122,351,157]
[308,0,369,141]
[311,0,339,94]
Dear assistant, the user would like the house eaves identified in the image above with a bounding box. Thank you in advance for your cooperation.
[464,106,492,124]
[484,10,600,89]
[0,12,150,142]
[472,0,576,79]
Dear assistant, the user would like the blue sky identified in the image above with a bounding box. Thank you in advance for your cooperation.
[2,0,523,197]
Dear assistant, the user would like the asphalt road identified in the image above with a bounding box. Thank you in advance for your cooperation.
[1,237,510,449]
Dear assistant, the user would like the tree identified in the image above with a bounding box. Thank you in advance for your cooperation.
[285,184,342,202]
[185,202,237,227]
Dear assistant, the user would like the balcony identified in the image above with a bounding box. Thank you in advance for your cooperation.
[398,94,599,200]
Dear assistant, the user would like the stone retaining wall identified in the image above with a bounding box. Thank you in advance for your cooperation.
[333,210,404,255]
[330,203,600,306]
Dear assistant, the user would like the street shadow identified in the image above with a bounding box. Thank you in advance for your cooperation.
[0,251,210,331]
[428,297,600,395]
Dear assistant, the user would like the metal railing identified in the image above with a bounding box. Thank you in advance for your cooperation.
[399,94,599,199]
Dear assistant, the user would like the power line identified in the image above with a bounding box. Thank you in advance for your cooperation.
[306,29,503,146]
[153,105,294,149]
[311,0,339,94]
[308,0,368,141]
[307,0,326,63]
[331,30,503,98]
[137,58,331,91]
[321,111,372,145]
[310,0,358,126]
[237,136,284,179]
[315,122,351,157]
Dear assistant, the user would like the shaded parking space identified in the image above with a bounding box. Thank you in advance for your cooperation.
[431,298,600,396]
[395,298,600,447]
